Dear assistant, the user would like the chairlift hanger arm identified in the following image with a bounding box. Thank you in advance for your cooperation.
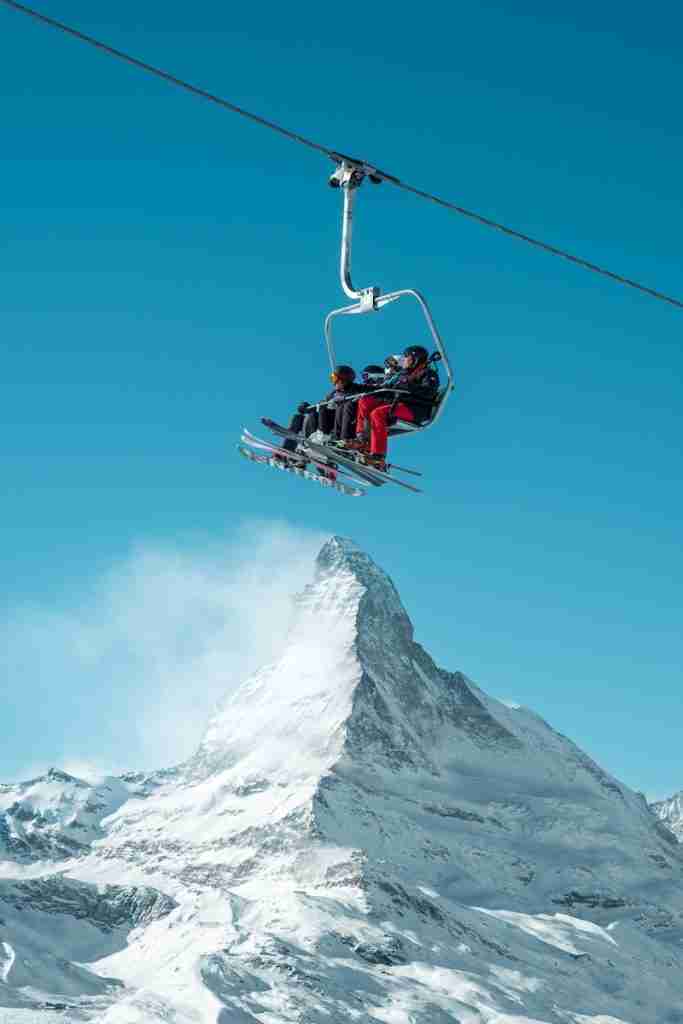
[324,160,455,434]
[328,160,381,306]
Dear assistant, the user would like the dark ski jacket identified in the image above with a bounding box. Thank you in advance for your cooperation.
[320,381,366,405]
[382,365,440,421]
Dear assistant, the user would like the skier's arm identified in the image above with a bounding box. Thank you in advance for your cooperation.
[404,368,439,399]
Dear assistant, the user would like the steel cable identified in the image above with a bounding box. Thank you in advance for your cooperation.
[2,0,681,311]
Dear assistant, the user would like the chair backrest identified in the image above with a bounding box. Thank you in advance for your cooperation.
[426,385,448,424]
[387,386,446,437]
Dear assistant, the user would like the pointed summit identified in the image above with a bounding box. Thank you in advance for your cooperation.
[315,535,398,595]
[297,535,413,645]
[315,535,386,582]
[316,534,362,566]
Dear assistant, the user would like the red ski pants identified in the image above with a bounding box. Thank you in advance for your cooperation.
[356,396,415,455]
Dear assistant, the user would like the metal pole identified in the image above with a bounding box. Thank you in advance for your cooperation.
[339,181,359,300]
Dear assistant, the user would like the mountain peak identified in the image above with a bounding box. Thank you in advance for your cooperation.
[316,535,364,570]
[46,767,80,784]
[308,535,413,644]
[315,535,392,592]
[194,538,413,781]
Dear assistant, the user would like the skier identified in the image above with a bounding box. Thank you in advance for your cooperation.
[330,364,386,444]
[363,364,386,385]
[281,365,362,452]
[383,354,402,376]
[343,345,440,471]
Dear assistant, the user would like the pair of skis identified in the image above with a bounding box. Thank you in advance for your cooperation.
[239,419,422,495]
[239,429,366,497]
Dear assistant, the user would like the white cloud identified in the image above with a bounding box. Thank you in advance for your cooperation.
[2,521,328,778]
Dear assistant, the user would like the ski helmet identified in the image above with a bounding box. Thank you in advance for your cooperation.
[402,345,429,368]
[330,364,356,383]
[362,364,384,384]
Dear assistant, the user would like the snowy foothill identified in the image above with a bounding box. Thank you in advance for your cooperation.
[1,537,682,1022]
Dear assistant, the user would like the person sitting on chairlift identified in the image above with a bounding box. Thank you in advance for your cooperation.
[329,364,385,443]
[282,364,362,452]
[343,345,440,472]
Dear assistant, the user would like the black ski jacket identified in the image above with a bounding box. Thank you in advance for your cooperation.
[382,365,440,421]
[319,382,366,405]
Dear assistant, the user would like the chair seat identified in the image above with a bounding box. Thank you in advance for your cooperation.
[387,385,448,438]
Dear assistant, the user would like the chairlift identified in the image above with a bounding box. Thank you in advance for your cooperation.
[242,159,455,495]
[325,159,454,437]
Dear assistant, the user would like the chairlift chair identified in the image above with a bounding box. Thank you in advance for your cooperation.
[325,160,454,439]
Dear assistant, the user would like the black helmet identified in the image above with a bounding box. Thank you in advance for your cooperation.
[403,345,429,367]
[331,364,356,383]
[362,364,384,384]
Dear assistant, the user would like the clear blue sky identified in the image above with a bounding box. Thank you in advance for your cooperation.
[1,0,681,797]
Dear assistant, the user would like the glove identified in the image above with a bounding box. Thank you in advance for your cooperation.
[297,401,311,414]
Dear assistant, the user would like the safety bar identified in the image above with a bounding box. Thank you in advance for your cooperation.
[324,288,454,432]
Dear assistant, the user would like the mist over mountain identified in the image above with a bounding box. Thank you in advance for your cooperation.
[1,537,681,1022]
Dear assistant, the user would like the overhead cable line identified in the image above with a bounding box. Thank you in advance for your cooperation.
[2,0,682,312]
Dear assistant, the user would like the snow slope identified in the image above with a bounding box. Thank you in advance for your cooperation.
[1,537,682,1022]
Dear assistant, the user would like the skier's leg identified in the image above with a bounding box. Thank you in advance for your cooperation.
[303,409,320,438]
[283,410,305,452]
[317,405,335,437]
[393,402,416,428]
[338,395,379,450]
[339,398,359,440]
[368,402,415,457]
[356,396,382,439]
[368,404,391,455]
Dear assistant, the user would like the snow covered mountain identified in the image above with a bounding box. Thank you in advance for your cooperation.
[652,791,683,842]
[1,536,682,1023]
[0,768,130,863]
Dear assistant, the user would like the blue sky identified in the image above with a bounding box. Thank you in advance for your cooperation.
[1,0,681,797]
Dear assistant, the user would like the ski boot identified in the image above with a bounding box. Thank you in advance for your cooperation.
[307,429,331,445]
[362,453,387,473]
[338,436,369,453]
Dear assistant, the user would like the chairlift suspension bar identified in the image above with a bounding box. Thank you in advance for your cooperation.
[330,161,381,306]
[340,179,361,301]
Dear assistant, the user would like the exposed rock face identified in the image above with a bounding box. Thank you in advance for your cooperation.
[1,536,682,1022]
[652,790,683,842]
[0,876,176,929]
[0,768,129,863]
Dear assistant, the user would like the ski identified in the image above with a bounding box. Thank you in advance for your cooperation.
[261,417,313,441]
[257,420,384,489]
[260,418,423,482]
[305,440,422,493]
[240,430,368,487]
[237,446,365,497]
